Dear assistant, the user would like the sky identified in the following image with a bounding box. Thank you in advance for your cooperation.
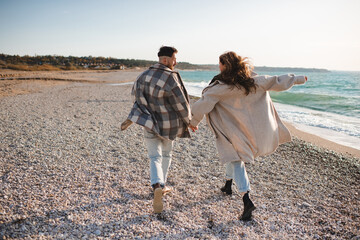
[1,0,360,71]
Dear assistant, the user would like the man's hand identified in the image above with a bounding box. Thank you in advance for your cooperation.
[121,119,133,131]
[189,124,198,132]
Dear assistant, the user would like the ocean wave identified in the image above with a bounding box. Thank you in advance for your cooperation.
[270,92,360,119]
[274,102,360,149]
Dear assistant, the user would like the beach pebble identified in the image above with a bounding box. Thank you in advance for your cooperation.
[301,202,311,208]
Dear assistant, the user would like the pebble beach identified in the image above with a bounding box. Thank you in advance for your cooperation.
[0,70,359,239]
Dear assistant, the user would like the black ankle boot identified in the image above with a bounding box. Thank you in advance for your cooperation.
[220,179,233,195]
[240,192,256,221]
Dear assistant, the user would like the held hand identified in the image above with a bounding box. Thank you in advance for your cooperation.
[305,76,308,81]
[189,124,198,132]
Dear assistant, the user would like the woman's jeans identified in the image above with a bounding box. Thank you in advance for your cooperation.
[225,161,250,193]
[144,130,173,186]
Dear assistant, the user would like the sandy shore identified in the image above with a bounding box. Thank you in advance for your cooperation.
[0,69,144,83]
[0,69,142,99]
[0,70,359,239]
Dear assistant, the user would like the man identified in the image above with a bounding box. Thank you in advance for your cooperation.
[121,46,196,213]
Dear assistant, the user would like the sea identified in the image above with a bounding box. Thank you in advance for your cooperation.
[179,70,360,151]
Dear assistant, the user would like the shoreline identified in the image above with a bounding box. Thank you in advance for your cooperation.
[285,122,360,159]
[1,69,359,159]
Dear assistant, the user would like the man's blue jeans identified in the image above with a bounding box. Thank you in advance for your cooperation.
[225,161,251,193]
[144,130,173,186]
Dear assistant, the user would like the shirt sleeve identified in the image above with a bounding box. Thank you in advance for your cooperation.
[256,74,306,92]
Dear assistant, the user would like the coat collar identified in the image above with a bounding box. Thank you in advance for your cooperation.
[150,63,177,73]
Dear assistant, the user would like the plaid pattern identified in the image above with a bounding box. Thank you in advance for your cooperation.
[127,63,191,140]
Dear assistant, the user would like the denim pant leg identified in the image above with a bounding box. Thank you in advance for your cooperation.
[161,139,173,183]
[225,162,234,180]
[144,130,173,186]
[227,161,251,193]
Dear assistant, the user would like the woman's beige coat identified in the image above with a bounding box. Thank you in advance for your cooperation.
[190,74,307,164]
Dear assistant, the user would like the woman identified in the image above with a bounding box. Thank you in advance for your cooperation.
[190,51,307,221]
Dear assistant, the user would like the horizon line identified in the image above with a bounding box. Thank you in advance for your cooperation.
[2,52,360,72]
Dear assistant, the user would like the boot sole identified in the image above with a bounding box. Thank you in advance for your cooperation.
[220,188,232,195]
[221,191,232,195]
[240,206,256,221]
[153,188,163,213]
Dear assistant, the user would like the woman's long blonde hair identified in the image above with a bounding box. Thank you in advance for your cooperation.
[219,51,257,95]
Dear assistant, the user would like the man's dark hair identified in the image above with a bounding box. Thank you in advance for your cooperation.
[158,46,178,57]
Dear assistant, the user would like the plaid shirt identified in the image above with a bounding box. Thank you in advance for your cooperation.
[127,63,191,140]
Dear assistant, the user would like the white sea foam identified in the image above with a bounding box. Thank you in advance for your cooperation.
[274,103,360,150]
[184,81,208,97]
